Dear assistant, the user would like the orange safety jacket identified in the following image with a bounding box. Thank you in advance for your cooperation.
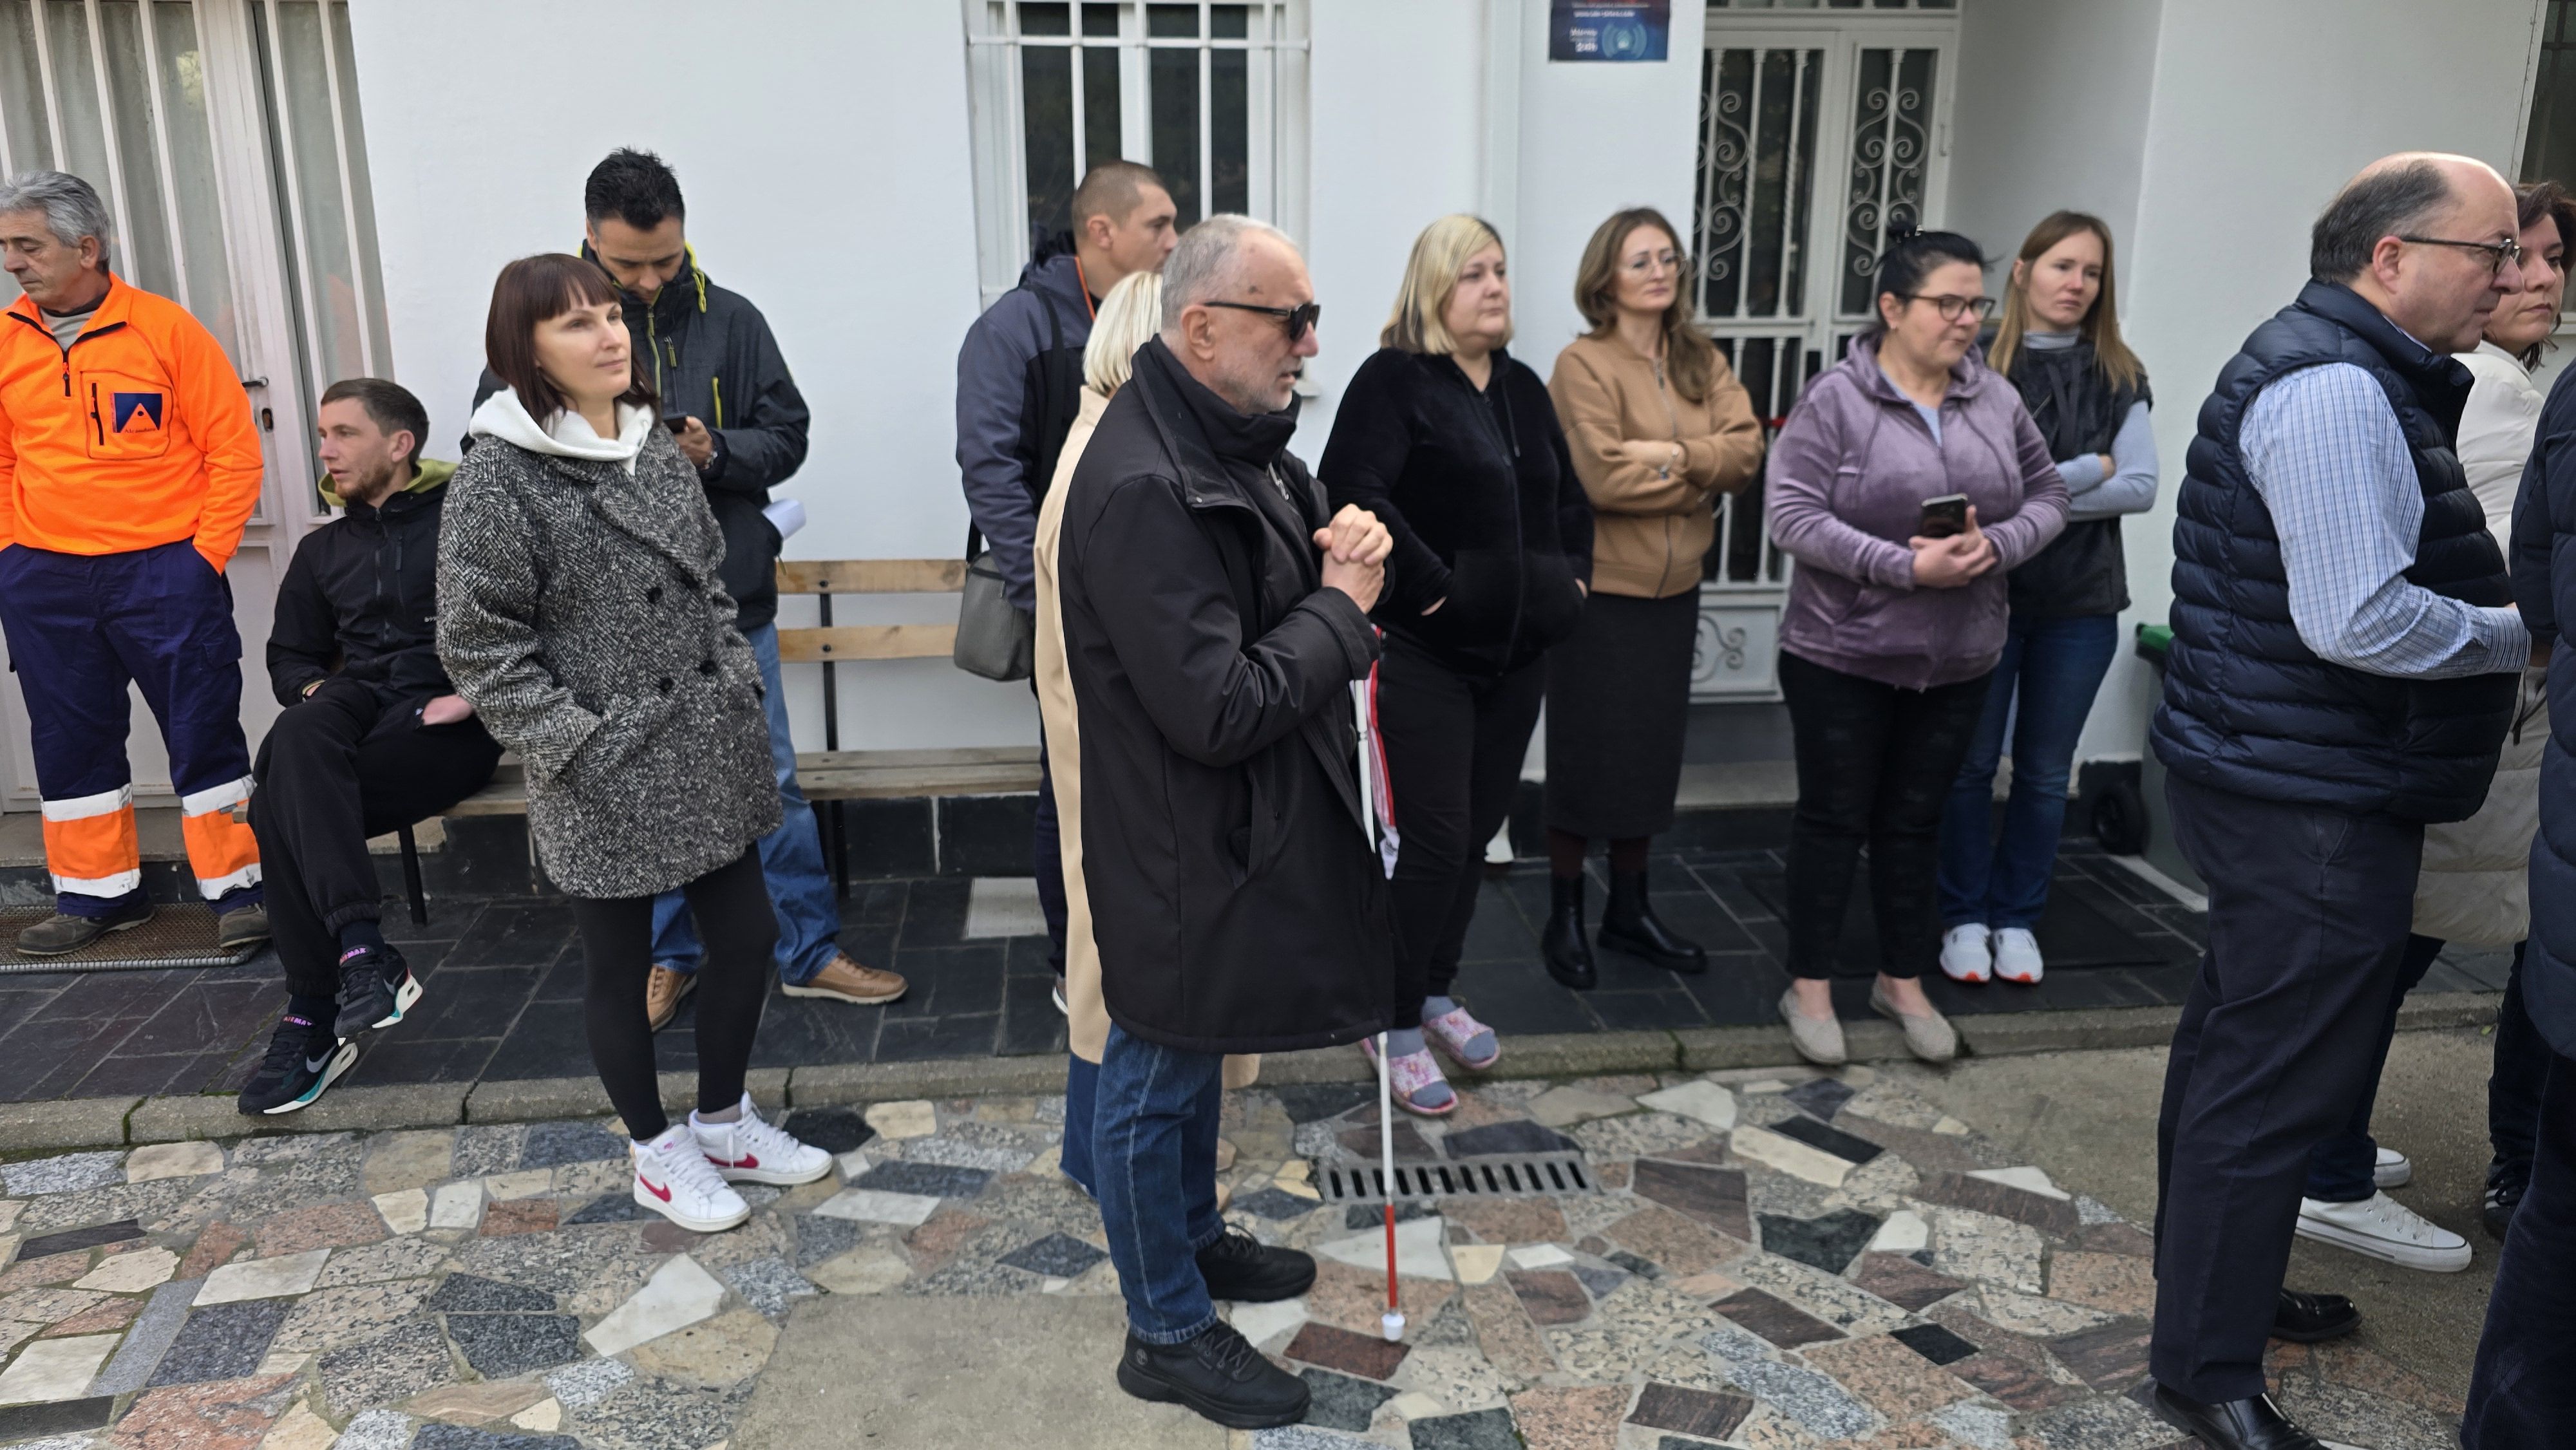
[0,273,263,569]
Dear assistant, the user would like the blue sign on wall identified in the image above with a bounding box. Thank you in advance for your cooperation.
[1549,1,1671,62]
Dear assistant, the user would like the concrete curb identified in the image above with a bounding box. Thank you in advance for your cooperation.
[0,992,2504,1152]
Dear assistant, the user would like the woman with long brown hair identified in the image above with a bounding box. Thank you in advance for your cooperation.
[1934,211,2155,988]
[1541,208,1763,990]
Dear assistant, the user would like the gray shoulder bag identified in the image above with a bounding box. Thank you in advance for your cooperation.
[954,522,1034,681]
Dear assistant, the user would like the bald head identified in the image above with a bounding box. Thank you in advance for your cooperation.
[2315,151,2521,353]
[2313,152,2512,281]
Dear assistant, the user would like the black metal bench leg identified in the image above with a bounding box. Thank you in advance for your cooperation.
[832,799,849,900]
[397,822,430,925]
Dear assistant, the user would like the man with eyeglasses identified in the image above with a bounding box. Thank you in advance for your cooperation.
[2146,153,2535,1450]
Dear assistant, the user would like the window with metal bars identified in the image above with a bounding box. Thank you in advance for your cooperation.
[2528,0,2576,190]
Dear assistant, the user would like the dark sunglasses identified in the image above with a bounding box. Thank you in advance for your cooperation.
[1204,299,1321,342]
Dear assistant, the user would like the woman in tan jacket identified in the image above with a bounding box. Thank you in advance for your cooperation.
[1543,208,1765,988]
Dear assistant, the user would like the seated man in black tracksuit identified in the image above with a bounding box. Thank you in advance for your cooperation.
[236,379,502,1115]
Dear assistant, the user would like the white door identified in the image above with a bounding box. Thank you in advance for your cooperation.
[0,0,392,809]
[1688,10,1958,699]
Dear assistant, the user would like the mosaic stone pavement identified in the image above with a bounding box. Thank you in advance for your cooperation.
[0,1069,2466,1450]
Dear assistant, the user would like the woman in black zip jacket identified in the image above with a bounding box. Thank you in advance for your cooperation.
[1321,214,1593,1116]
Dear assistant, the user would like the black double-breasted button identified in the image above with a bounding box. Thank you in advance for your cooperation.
[657,677,675,693]
[698,660,717,676]
[646,585,663,603]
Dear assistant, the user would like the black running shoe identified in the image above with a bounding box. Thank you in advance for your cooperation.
[334,943,421,1040]
[237,1013,358,1116]
[1114,1322,1310,1429]
[1195,1226,1316,1303]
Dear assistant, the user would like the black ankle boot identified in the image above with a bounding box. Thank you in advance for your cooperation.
[1542,875,1597,990]
[1599,868,1707,974]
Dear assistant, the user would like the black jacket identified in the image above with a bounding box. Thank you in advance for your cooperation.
[268,469,458,709]
[1058,338,1395,1054]
[957,249,1094,612]
[1998,337,2149,618]
[471,248,810,629]
[2510,359,2576,1057]
[1320,346,1593,675]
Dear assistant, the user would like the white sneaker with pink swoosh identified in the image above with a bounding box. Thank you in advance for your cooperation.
[631,1122,750,1232]
[690,1093,833,1186]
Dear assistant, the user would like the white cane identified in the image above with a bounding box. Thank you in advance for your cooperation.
[1376,1026,1404,1342]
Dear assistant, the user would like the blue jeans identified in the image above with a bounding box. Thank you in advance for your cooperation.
[2304,932,2443,1200]
[652,623,840,986]
[1094,1024,1224,1342]
[1061,1053,1099,1198]
[1937,612,2119,930]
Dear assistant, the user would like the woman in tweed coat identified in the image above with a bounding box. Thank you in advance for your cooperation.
[437,254,828,1234]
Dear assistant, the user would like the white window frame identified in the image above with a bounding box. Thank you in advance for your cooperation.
[961,0,1309,309]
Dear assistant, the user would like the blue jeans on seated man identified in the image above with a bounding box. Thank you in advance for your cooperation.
[1095,1024,1225,1342]
[651,623,841,986]
[1937,612,2119,930]
[2304,931,2445,1200]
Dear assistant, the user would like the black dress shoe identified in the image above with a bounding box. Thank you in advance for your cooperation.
[2270,1287,2360,1342]
[1598,867,1707,974]
[2150,1385,2327,1450]
[1115,1322,1311,1428]
[1542,874,1597,990]
[1195,1227,1316,1302]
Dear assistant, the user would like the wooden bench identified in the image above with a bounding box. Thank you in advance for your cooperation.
[402,558,1040,920]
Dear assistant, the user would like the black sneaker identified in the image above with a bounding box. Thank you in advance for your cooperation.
[2485,1177,2527,1241]
[334,944,421,1039]
[237,1013,359,1115]
[2271,1288,2361,1343]
[1114,1323,1310,1429]
[1195,1226,1316,1303]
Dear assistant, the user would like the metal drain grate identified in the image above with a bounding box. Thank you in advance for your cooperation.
[1311,1152,1596,1204]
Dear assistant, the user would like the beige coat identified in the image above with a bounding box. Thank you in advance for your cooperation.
[2413,341,2546,948]
[1547,331,1765,598]
[1034,384,1256,1085]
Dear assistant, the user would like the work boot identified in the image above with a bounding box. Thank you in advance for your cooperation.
[1115,1321,1311,1429]
[216,903,270,950]
[1541,875,1596,989]
[15,899,152,957]
[1598,868,1706,974]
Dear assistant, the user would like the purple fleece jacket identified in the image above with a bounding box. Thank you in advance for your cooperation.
[1766,335,2069,690]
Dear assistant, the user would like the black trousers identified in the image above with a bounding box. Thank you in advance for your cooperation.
[567,845,775,1142]
[2493,943,2548,1185]
[2150,773,2421,1403]
[1777,650,1991,981]
[249,678,502,999]
[1376,635,1545,1029]
[2465,1046,2576,1447]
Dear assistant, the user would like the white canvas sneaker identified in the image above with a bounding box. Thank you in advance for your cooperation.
[2296,1191,2471,1272]
[1991,927,2044,985]
[690,1093,832,1186]
[2374,1145,2413,1189]
[1940,925,1993,984]
[632,1123,752,1232]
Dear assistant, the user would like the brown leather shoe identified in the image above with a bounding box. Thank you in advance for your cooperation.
[781,954,908,1006]
[645,965,696,1032]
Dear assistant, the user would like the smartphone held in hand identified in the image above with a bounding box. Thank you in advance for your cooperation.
[1917,493,1969,539]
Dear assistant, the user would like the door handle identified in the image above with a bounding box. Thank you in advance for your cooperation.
[240,377,268,390]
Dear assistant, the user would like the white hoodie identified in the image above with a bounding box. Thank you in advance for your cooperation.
[467,388,656,475]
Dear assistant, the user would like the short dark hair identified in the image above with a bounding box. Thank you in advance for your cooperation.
[1864,227,1989,337]
[2311,159,2453,283]
[2515,180,2576,366]
[319,377,428,471]
[482,254,658,424]
[583,148,685,231]
[1070,161,1166,228]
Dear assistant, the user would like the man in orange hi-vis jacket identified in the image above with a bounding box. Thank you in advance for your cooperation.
[0,171,267,956]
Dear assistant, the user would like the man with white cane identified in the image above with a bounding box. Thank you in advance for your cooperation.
[1057,214,1397,1430]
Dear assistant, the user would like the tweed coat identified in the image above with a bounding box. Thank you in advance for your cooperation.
[435,419,778,899]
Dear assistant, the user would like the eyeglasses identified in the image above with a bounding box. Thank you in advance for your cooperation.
[1204,299,1321,343]
[1903,293,1998,321]
[2396,234,2526,276]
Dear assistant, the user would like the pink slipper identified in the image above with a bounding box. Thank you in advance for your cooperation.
[1359,1037,1457,1117]
[1423,1006,1501,1071]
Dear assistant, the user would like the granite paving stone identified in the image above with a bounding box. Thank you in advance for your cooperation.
[39,1296,138,1337]
[424,1274,553,1314]
[2045,1250,2157,1317]
[1800,1332,1978,1419]
[2016,1392,2184,1450]
[446,1313,584,1378]
[1507,1384,1627,1450]
[1439,1120,1580,1157]
[1971,1286,2114,1338]
[715,1257,819,1318]
[109,1372,299,1450]
[1286,1321,1412,1380]
[542,1357,634,1409]
[995,1232,1108,1279]
[1754,1209,1879,1274]
[17,1221,143,1261]
[0,1332,118,1405]
[318,1316,457,1418]
[1,1154,124,1198]
[313,1238,449,1288]
[1942,1352,2085,1413]
[254,1201,386,1257]
[1299,1368,1400,1431]
[270,1281,436,1355]
[1233,1187,1323,1221]
[88,1279,198,1395]
[1706,1350,1876,1439]
[194,1250,328,1306]
[1727,1125,1854,1188]
[408,1426,581,1450]
[478,1200,558,1237]
[849,1160,992,1199]
[1629,1161,1753,1241]
[1761,1115,1884,1166]
[1888,1321,1980,1366]
[1712,1286,1844,1349]
[1911,1171,2081,1237]
[1781,1078,1855,1122]
[146,1299,291,1386]
[0,1395,113,1442]
[1848,1252,1967,1313]
[779,1107,874,1155]
[1252,1428,1378,1450]
[2047,1320,2155,1390]
[70,1246,175,1294]
[1443,1198,1571,1247]
[1506,1270,1590,1326]
[1405,1407,1520,1450]
[0,1253,91,1292]
[1627,1380,1755,1439]
[582,1256,726,1357]
[1569,1261,1627,1301]
[518,1122,625,1168]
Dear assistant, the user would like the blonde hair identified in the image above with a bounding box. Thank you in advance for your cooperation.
[1987,211,2145,391]
[1381,214,1510,354]
[1083,270,1162,395]
[1573,207,1721,404]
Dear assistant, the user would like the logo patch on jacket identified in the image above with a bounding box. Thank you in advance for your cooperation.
[111,391,165,434]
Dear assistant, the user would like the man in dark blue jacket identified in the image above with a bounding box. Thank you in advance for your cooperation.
[956,160,1176,999]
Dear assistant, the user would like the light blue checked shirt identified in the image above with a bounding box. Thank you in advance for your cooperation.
[2242,362,2530,680]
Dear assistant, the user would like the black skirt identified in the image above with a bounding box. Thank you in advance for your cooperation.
[1544,589,1699,840]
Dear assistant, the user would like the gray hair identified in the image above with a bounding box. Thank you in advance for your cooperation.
[1160,214,1295,332]
[2311,159,2452,282]
[0,171,111,264]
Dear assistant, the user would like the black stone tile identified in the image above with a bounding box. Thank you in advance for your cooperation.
[410,1421,580,1450]
[897,876,972,947]
[835,878,910,928]
[1891,1321,1981,1366]
[0,1012,151,1100]
[1232,1187,1320,1221]
[936,795,1040,877]
[121,979,283,1058]
[1003,933,1059,978]
[442,902,576,968]
[1783,1077,1854,1120]
[0,1397,113,1442]
[1584,988,1708,1031]
[855,1160,992,1198]
[398,965,538,1041]
[478,999,590,1081]
[521,1121,625,1168]
[23,968,189,1022]
[1687,864,1779,924]
[1605,1248,1662,1279]
[997,973,1069,1057]
[1754,1209,1879,1274]
[67,1050,231,1098]
[741,992,881,1072]
[527,949,588,1002]
[350,1035,500,1086]
[19,1219,142,1259]
[1679,954,1791,1028]
[381,897,482,947]
[871,1012,999,1062]
[1457,885,1540,963]
[562,1193,647,1226]
[884,945,1006,1020]
[1622,891,1760,956]
[781,1106,875,1155]
[149,1299,290,1386]
[998,1232,1108,1278]
[836,798,936,879]
[426,1274,556,1313]
[1271,1083,1376,1123]
[446,1313,583,1378]
[1443,1120,1578,1157]
[1408,1407,1519,1449]
[1571,1261,1628,1299]
[1300,1367,1399,1431]
[1763,1115,1883,1166]
[2139,903,2209,947]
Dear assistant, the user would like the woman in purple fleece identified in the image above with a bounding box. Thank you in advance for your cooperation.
[1763,229,2069,1067]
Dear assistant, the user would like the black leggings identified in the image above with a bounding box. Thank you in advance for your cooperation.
[567,846,775,1140]
[1779,650,1991,981]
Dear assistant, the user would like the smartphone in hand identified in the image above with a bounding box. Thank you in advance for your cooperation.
[1917,493,1969,539]
[664,414,694,435]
